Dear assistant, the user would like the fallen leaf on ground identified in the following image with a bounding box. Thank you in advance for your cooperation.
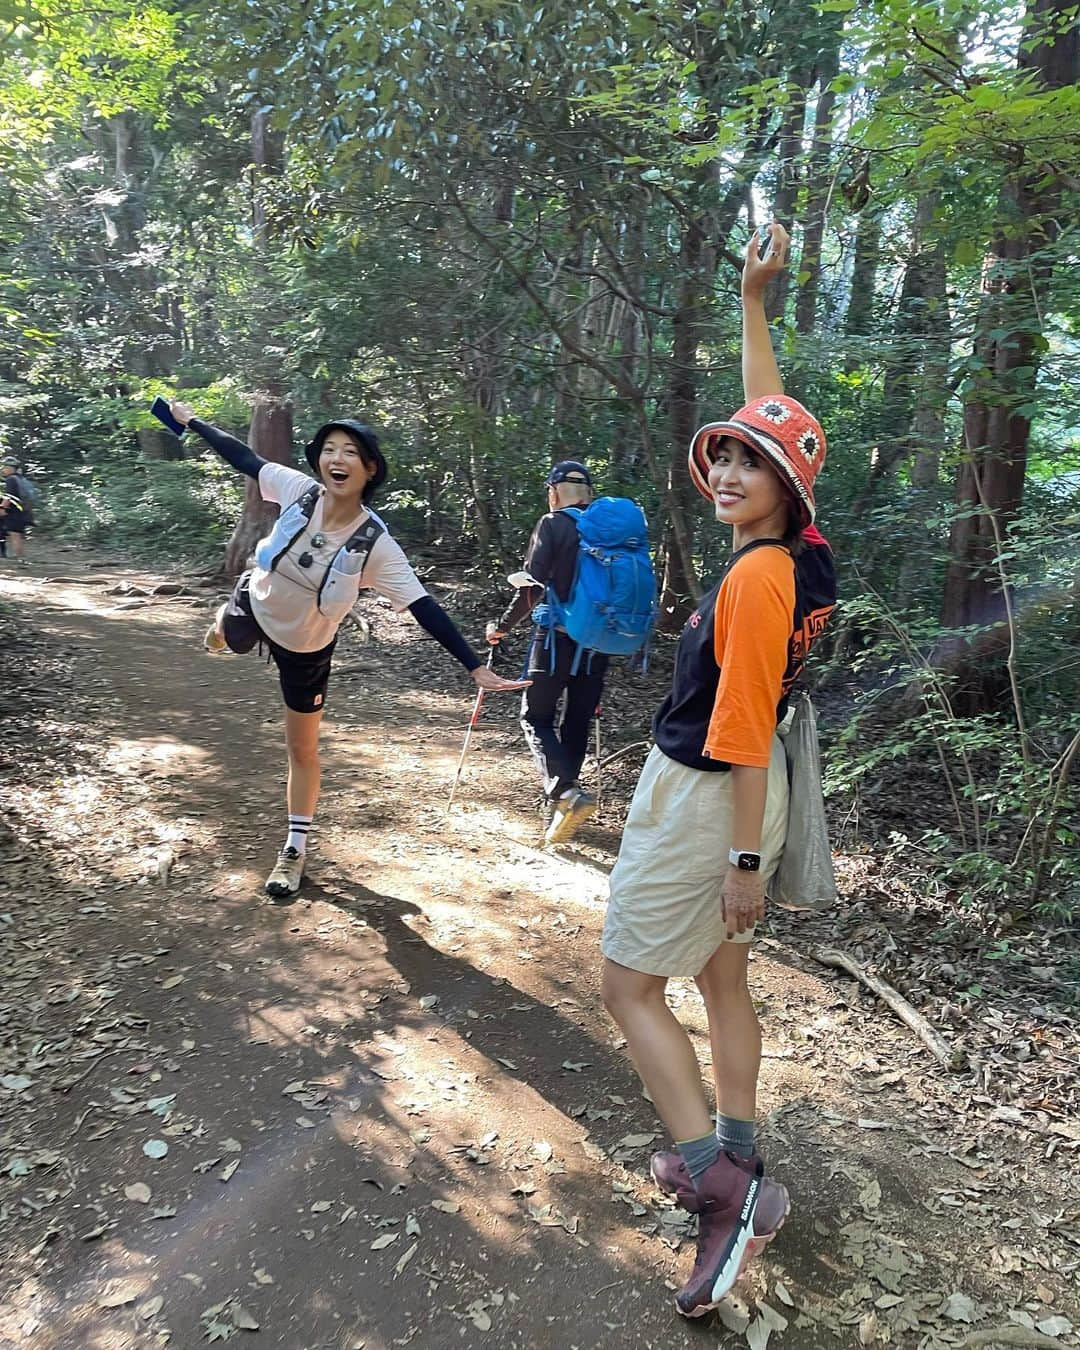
[1036,1316,1073,1338]
[618,1132,657,1149]
[941,1292,978,1323]
[232,1305,259,1331]
[98,1280,142,1309]
[394,1241,418,1277]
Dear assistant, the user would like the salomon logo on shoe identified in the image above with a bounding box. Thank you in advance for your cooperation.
[740,1176,760,1223]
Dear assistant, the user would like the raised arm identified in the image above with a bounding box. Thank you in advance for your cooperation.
[170,400,266,480]
[740,221,790,402]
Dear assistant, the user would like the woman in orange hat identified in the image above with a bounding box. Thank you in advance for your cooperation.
[600,222,836,1317]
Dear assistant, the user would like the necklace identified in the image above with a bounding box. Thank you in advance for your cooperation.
[310,532,326,549]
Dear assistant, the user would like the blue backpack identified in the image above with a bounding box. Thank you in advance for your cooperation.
[540,498,658,671]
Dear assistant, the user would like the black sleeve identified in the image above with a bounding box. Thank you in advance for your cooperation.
[498,583,543,633]
[188,418,266,480]
[522,514,561,586]
[408,596,482,672]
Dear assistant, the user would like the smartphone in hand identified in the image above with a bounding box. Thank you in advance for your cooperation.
[150,396,187,438]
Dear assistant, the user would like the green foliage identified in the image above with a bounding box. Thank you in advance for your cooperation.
[0,0,1076,929]
[822,486,1080,919]
[45,459,243,558]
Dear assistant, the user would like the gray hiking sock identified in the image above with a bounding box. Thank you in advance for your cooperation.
[676,1132,723,1185]
[715,1113,755,1159]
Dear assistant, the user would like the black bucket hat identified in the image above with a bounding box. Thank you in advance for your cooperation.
[304,420,388,502]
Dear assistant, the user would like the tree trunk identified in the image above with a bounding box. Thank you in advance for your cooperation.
[659,217,709,629]
[938,0,1077,703]
[223,394,294,578]
[794,39,841,335]
[222,106,292,577]
[940,0,1076,632]
[251,107,284,249]
[764,80,808,323]
[852,192,945,511]
[844,204,882,352]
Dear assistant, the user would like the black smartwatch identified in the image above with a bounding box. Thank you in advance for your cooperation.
[728,848,762,872]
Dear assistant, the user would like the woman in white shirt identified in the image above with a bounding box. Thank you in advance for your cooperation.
[169,401,526,898]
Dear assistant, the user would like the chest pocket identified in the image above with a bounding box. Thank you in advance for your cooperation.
[254,484,386,622]
[315,519,385,623]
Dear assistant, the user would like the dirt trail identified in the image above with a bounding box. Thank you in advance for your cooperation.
[0,546,1077,1350]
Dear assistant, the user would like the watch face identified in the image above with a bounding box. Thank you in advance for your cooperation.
[737,853,761,871]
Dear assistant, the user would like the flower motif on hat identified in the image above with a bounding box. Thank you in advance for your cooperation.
[797,428,821,463]
[759,400,791,425]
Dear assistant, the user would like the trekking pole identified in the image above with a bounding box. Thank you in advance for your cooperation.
[594,705,602,815]
[445,645,496,816]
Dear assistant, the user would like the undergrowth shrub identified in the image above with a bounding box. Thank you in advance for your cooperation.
[43,459,244,560]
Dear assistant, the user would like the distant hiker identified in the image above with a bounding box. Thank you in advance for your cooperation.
[599,222,837,1318]
[168,400,528,900]
[486,461,656,845]
[0,458,31,564]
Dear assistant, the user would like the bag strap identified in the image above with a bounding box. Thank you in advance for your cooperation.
[268,482,322,573]
[341,515,385,565]
[315,515,386,609]
[715,537,788,587]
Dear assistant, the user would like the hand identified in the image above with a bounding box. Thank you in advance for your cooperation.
[485,621,506,645]
[471,666,530,693]
[720,865,766,937]
[742,221,790,301]
[170,399,196,426]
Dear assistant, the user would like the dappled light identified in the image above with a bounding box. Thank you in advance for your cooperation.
[2,550,1077,1348]
[2,0,1078,1334]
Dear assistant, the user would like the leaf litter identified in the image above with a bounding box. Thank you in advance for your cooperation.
[1,566,1078,1349]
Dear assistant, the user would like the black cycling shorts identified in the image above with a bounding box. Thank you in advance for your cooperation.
[222,571,335,715]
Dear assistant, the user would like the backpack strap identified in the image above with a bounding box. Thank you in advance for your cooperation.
[716,537,789,585]
[315,515,386,608]
[342,515,385,561]
[268,482,322,573]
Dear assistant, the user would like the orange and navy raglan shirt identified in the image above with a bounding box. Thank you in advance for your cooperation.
[653,532,836,771]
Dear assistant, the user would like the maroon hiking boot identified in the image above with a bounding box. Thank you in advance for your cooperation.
[651,1149,790,1239]
[672,1153,787,1317]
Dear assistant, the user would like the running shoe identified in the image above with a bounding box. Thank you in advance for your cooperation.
[265,846,304,899]
[673,1152,782,1318]
[204,621,226,653]
[544,788,596,845]
[651,1149,790,1237]
[204,604,227,653]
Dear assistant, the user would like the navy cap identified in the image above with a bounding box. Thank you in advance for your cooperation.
[545,460,592,488]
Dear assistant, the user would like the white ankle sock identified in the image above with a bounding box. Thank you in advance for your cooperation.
[286,814,313,855]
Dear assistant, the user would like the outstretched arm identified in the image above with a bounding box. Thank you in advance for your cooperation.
[741,222,790,402]
[408,596,529,692]
[170,401,266,480]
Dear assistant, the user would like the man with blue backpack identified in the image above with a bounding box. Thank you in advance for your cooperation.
[486,460,656,845]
